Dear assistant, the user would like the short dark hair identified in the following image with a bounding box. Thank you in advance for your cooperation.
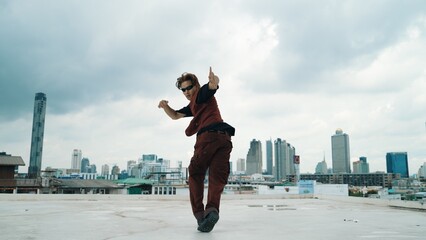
[176,72,200,89]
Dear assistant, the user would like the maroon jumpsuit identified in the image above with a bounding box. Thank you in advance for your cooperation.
[177,84,234,222]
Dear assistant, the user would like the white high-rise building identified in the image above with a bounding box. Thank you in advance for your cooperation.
[236,158,246,172]
[101,164,110,176]
[331,129,351,173]
[71,149,82,170]
[246,139,262,175]
[127,160,137,175]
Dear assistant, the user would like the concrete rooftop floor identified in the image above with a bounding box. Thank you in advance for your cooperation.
[0,194,425,240]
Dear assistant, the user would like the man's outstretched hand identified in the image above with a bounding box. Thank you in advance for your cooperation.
[158,100,169,109]
[208,67,219,90]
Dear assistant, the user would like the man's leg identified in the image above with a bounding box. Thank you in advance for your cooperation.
[189,159,207,223]
[188,136,210,223]
[198,134,232,232]
[205,134,232,214]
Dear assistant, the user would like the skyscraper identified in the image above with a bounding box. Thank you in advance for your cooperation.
[353,156,369,174]
[274,138,285,180]
[265,139,273,175]
[127,160,137,175]
[71,149,82,170]
[111,165,120,175]
[142,154,158,162]
[101,164,110,176]
[81,158,90,173]
[331,129,351,173]
[274,138,296,181]
[236,158,246,172]
[418,162,426,179]
[28,93,47,179]
[88,164,97,174]
[288,143,296,175]
[315,157,328,174]
[386,152,409,178]
[246,139,262,175]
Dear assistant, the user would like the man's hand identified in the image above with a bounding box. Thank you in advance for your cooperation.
[158,99,183,120]
[208,66,219,90]
[158,100,169,109]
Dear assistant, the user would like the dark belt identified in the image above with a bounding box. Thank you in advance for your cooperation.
[207,130,229,136]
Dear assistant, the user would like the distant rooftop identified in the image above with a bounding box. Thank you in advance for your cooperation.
[0,153,25,166]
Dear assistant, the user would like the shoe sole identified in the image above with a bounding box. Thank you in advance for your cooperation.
[197,213,219,232]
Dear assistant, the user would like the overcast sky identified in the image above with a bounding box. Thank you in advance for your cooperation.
[1,0,426,175]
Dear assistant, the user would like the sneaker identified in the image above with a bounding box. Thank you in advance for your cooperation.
[194,212,204,226]
[197,218,203,226]
[197,211,219,232]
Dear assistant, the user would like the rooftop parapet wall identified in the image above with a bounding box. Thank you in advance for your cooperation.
[316,194,426,211]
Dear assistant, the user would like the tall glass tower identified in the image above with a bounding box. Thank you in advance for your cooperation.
[274,138,295,181]
[81,158,90,173]
[331,129,351,173]
[386,152,409,178]
[28,92,47,179]
[265,139,273,175]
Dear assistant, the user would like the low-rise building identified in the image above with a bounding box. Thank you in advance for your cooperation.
[300,173,398,188]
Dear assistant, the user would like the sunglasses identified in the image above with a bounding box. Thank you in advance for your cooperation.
[180,85,194,92]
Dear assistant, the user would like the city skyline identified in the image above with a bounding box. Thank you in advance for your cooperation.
[16,136,422,178]
[1,1,425,176]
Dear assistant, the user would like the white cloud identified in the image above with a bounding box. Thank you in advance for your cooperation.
[1,0,426,176]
